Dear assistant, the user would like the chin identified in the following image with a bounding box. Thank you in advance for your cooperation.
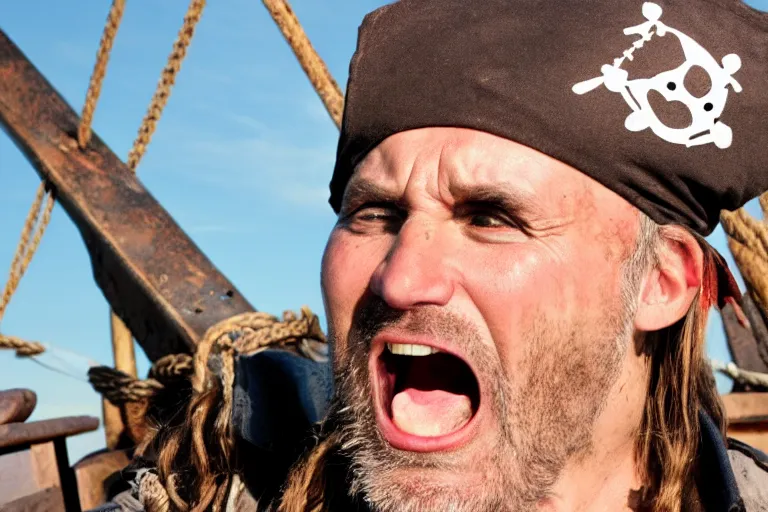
[358,467,498,512]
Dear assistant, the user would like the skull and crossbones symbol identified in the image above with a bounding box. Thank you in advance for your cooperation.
[572,2,742,149]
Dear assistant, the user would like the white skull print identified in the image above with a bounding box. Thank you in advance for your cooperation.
[573,2,742,149]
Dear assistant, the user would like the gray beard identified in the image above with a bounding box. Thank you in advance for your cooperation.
[327,293,636,512]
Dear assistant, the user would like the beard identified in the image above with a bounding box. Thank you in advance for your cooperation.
[326,284,638,512]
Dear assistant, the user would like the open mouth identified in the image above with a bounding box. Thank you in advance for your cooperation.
[370,338,482,452]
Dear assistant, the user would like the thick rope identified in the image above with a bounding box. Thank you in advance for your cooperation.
[126,0,207,171]
[89,366,164,405]
[78,0,127,148]
[711,359,768,390]
[721,208,768,314]
[89,307,325,406]
[0,335,45,357]
[261,0,344,128]
[136,307,327,511]
[149,353,194,381]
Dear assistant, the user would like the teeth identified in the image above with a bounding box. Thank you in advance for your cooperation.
[386,343,440,356]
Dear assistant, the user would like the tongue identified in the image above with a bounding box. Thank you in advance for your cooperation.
[391,388,472,437]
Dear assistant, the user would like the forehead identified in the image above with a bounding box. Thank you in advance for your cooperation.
[347,127,610,210]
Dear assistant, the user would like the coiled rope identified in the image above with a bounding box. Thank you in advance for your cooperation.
[88,307,327,406]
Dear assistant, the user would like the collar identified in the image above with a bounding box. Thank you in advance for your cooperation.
[696,410,745,512]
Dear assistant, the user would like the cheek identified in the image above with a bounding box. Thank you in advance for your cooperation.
[464,243,621,369]
[321,230,387,350]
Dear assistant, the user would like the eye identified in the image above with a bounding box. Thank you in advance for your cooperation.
[341,202,404,234]
[468,212,508,228]
[460,203,520,230]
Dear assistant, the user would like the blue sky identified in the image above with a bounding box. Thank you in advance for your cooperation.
[1,0,766,463]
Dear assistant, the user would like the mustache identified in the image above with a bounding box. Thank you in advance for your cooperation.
[346,292,489,361]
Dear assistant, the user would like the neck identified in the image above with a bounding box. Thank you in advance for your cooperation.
[537,435,644,512]
[537,356,649,512]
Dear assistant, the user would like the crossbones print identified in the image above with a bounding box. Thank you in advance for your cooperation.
[572,2,742,149]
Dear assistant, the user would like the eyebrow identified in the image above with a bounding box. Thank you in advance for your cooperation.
[341,177,543,217]
[340,178,402,210]
[451,183,541,217]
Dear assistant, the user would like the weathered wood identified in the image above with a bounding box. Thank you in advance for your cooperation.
[30,442,61,490]
[0,449,40,506]
[728,423,768,453]
[0,486,66,512]
[722,392,768,423]
[104,313,135,449]
[0,416,98,451]
[740,294,768,369]
[722,302,768,381]
[0,28,255,361]
[0,441,67,509]
[723,392,768,453]
[73,449,131,510]
[53,437,83,512]
[0,388,36,425]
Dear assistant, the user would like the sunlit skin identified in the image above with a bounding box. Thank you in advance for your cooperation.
[320,127,702,511]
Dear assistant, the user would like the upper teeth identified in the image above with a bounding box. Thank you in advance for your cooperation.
[387,343,441,356]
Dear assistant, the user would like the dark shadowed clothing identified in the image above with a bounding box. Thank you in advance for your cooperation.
[95,410,768,511]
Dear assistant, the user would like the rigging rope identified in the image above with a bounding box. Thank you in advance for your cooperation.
[0,0,126,358]
[78,0,127,148]
[261,0,344,128]
[1,0,205,367]
[126,0,207,171]
[0,181,55,325]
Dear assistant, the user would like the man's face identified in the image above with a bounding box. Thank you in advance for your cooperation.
[321,128,649,511]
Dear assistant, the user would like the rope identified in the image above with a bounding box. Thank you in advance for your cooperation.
[261,0,344,128]
[711,359,768,390]
[0,182,55,326]
[89,307,326,405]
[78,0,127,148]
[138,471,171,512]
[0,335,45,357]
[89,366,164,405]
[721,207,768,314]
[126,0,207,171]
[149,353,194,381]
[1,0,126,357]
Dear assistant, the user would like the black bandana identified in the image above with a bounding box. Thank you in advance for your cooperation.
[329,0,768,236]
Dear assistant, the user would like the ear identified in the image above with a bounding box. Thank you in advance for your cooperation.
[634,227,703,331]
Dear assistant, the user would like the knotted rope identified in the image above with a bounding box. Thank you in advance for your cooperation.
[131,306,327,512]
[88,307,325,408]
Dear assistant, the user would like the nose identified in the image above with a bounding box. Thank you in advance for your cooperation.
[369,219,455,310]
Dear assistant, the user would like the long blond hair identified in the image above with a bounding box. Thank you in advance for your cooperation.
[634,224,726,512]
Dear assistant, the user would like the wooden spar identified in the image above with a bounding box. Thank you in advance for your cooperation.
[103,313,135,449]
[0,28,256,362]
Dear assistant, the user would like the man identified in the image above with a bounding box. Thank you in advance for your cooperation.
[277,0,768,510]
[115,0,768,511]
